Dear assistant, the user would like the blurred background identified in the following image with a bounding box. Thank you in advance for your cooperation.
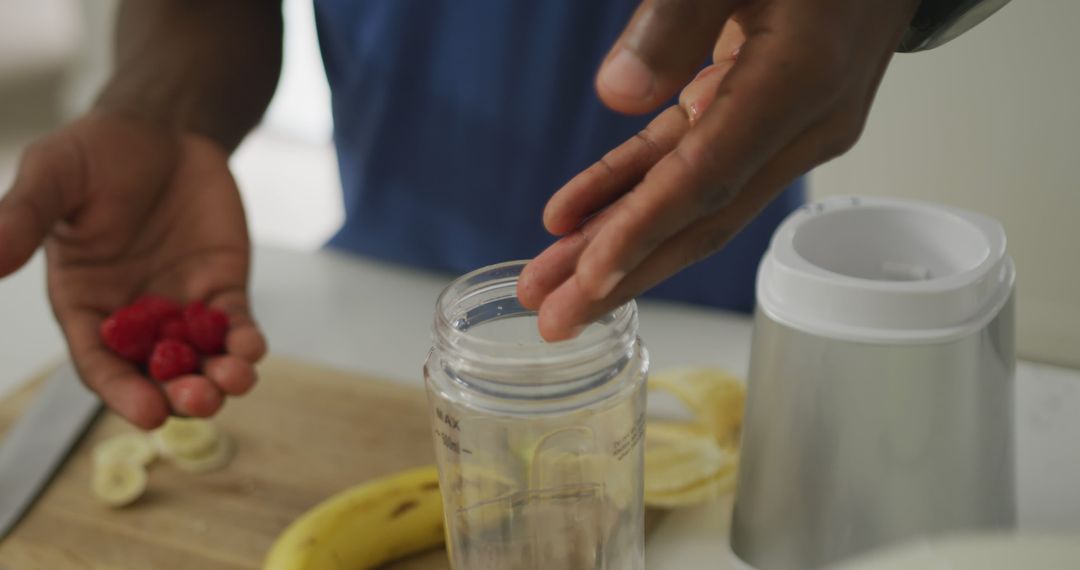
[1,0,1077,367]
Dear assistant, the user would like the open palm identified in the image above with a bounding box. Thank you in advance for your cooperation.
[0,113,265,428]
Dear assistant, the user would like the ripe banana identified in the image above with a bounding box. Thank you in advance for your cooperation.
[264,465,445,570]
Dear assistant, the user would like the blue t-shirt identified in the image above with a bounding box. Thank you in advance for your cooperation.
[314,0,804,313]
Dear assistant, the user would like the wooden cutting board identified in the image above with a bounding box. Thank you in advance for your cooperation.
[0,356,450,569]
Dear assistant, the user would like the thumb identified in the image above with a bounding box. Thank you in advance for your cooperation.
[597,0,737,115]
[0,136,86,277]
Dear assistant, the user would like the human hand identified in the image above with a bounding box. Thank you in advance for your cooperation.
[0,112,266,428]
[519,0,921,340]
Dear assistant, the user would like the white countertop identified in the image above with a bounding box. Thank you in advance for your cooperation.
[2,245,1078,566]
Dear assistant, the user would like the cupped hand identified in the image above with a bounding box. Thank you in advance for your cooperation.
[0,112,265,428]
[519,0,921,340]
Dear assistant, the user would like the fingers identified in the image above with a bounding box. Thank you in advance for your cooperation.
[680,20,746,125]
[208,289,267,363]
[163,376,225,417]
[543,50,739,239]
[543,106,689,236]
[536,215,733,342]
[678,59,735,125]
[0,136,86,277]
[534,7,874,340]
[518,150,669,310]
[58,288,263,427]
[178,288,262,401]
[534,3,912,341]
[536,277,594,342]
[524,64,738,311]
[517,231,586,311]
[202,355,257,396]
[61,309,171,429]
[163,290,261,410]
[711,17,746,63]
[537,102,856,341]
[575,13,843,302]
[597,0,736,114]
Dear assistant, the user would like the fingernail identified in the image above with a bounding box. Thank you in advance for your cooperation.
[686,102,700,125]
[599,50,655,100]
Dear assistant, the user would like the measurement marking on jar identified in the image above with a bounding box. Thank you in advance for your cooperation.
[612,413,646,461]
[435,429,460,453]
[435,407,460,430]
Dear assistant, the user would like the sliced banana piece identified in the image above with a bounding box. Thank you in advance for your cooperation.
[153,417,220,459]
[644,421,732,495]
[93,433,156,467]
[92,462,148,508]
[171,434,234,474]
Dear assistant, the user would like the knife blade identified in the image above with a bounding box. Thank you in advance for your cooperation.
[0,362,101,540]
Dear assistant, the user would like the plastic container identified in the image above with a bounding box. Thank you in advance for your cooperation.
[425,261,649,569]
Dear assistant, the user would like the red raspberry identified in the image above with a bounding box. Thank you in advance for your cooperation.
[159,318,188,342]
[148,339,200,381]
[183,301,229,355]
[100,305,158,363]
[133,295,181,324]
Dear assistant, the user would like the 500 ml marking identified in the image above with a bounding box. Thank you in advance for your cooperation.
[434,407,470,454]
[436,429,460,453]
[612,413,646,461]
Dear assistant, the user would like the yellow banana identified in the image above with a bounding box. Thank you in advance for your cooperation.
[264,465,445,570]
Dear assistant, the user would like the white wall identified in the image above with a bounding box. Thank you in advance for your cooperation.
[810,1,1080,367]
[0,0,79,83]
[229,0,342,250]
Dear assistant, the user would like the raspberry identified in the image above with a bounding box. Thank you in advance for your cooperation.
[100,305,159,363]
[148,339,199,381]
[159,318,188,342]
[134,295,181,324]
[183,301,229,355]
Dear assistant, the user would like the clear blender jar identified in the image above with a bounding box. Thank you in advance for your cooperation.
[424,261,648,569]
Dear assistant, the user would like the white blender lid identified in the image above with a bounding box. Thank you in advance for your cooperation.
[756,196,1014,343]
